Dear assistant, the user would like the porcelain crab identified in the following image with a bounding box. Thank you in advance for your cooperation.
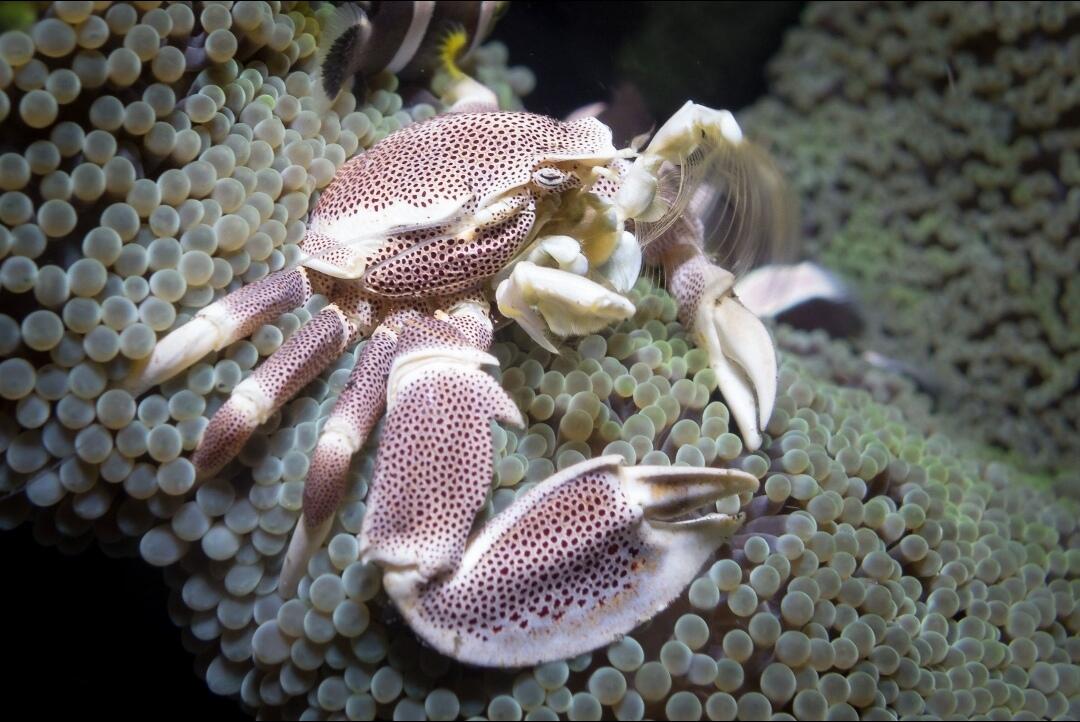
[124,84,782,667]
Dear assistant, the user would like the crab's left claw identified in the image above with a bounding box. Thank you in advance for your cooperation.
[384,455,758,668]
[687,260,777,451]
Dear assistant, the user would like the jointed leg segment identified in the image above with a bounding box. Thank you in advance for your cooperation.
[124,267,329,396]
[279,321,399,598]
[193,303,362,479]
[281,298,517,597]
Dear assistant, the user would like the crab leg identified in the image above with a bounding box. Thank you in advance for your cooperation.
[193,304,362,478]
[385,455,758,667]
[124,267,328,395]
[611,101,785,450]
[278,322,400,598]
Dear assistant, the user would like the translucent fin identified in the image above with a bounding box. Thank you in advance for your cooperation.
[697,139,799,277]
[637,131,799,278]
[314,3,372,110]
[633,147,708,248]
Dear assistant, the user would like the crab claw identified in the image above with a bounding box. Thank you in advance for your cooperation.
[383,455,757,668]
[690,263,778,451]
[358,314,525,581]
[495,261,636,353]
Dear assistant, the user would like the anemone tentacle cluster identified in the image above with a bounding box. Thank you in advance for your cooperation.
[0,3,1078,722]
[152,280,1080,720]
[0,0,532,536]
[739,1,1080,476]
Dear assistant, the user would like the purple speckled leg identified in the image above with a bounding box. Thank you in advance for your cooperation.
[279,298,506,599]
[193,304,360,478]
[278,321,399,598]
[125,267,330,395]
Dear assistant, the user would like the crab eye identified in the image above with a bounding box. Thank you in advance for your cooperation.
[533,167,569,189]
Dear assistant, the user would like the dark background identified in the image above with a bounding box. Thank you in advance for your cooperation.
[1,2,804,719]
[498,1,804,121]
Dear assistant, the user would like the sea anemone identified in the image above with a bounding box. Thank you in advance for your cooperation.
[740,1,1080,477]
[0,3,1077,721]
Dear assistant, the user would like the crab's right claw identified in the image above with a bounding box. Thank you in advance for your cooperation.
[692,264,778,452]
[388,455,758,668]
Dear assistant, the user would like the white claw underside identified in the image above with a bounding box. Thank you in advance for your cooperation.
[734,261,849,319]
[598,231,643,293]
[307,196,472,279]
[526,235,590,275]
[495,261,636,352]
[714,295,778,429]
[385,455,758,668]
[644,101,744,160]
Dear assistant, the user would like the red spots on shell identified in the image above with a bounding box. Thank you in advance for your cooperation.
[361,198,536,297]
[311,112,609,226]
[304,112,613,300]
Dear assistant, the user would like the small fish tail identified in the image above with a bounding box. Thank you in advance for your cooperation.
[315,2,372,107]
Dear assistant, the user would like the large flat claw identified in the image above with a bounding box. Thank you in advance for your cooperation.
[385,455,757,668]
[358,315,524,581]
